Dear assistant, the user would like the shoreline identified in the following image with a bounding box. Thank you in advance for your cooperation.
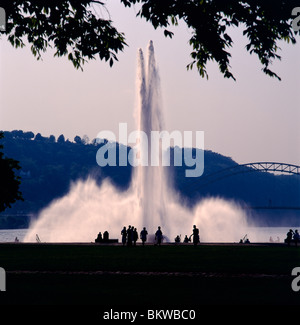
[0,241,293,246]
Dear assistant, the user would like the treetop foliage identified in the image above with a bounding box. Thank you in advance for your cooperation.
[121,0,299,80]
[2,0,126,69]
[0,0,299,79]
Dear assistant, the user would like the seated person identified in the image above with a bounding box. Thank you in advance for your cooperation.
[183,235,190,243]
[175,235,180,243]
[103,231,109,242]
[95,232,102,243]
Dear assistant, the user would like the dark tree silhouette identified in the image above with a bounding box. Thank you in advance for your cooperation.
[49,135,56,143]
[0,0,298,79]
[121,0,299,80]
[57,134,65,144]
[0,132,23,212]
[1,0,126,70]
[74,135,82,144]
[34,132,44,141]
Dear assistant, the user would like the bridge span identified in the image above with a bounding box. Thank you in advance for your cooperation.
[195,161,300,187]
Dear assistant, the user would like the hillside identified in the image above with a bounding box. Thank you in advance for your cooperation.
[1,130,299,228]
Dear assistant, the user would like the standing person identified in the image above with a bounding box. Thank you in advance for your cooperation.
[133,228,138,246]
[285,229,293,246]
[293,229,300,246]
[121,226,127,246]
[140,227,148,246]
[127,225,132,246]
[155,226,163,246]
[192,225,200,246]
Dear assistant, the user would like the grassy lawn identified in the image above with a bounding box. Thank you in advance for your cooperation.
[0,243,299,305]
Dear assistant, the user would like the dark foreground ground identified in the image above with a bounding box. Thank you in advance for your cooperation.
[0,243,299,307]
[0,243,299,322]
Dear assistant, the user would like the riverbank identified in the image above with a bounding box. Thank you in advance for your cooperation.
[1,226,299,243]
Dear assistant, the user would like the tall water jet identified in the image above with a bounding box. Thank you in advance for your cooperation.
[135,41,168,235]
[24,41,250,243]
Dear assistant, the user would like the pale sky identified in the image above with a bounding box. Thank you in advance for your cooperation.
[0,2,299,166]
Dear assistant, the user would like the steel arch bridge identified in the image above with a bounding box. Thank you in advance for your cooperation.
[182,162,300,210]
[190,162,300,189]
[188,162,300,211]
[240,162,300,175]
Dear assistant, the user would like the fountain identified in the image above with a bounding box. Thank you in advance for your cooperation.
[24,41,249,243]
[135,41,168,235]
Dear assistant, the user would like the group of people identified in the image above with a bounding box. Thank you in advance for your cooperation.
[121,226,140,246]
[121,225,162,246]
[121,225,200,246]
[175,225,200,246]
[285,229,300,246]
[95,230,110,243]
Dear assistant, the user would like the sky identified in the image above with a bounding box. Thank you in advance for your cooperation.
[0,1,300,166]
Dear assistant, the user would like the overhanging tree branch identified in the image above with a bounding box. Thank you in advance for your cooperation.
[1,0,127,70]
[120,0,299,81]
[0,0,299,79]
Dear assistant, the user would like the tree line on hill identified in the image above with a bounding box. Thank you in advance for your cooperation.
[0,130,299,228]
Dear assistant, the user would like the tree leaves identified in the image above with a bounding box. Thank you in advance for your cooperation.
[121,0,299,81]
[2,0,127,70]
[1,0,299,79]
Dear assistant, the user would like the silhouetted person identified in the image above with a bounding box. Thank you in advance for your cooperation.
[285,229,293,246]
[140,227,148,246]
[95,232,102,243]
[192,225,200,246]
[133,228,138,246]
[155,226,163,246]
[293,229,300,246]
[175,235,181,244]
[121,226,127,246]
[184,235,190,243]
[127,225,132,246]
[103,231,109,242]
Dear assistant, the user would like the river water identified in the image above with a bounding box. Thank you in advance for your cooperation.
[0,227,299,243]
